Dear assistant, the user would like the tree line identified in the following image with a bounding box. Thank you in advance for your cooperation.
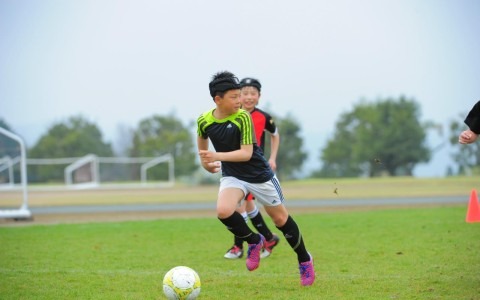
[0,97,476,183]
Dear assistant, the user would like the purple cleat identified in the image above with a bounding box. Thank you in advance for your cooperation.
[246,234,265,271]
[299,253,315,286]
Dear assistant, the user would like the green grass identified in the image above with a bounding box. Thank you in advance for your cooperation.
[1,206,479,299]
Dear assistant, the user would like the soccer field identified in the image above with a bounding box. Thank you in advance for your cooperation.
[1,206,479,299]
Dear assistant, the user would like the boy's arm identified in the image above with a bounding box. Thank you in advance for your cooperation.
[197,136,253,172]
[197,135,209,152]
[217,144,253,162]
[197,136,221,173]
[199,144,253,164]
[268,132,280,171]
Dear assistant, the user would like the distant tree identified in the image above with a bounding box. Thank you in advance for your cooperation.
[29,116,113,182]
[313,97,431,177]
[113,123,134,156]
[264,113,308,180]
[130,114,197,180]
[448,114,480,175]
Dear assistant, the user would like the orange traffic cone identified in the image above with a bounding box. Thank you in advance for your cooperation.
[466,189,480,223]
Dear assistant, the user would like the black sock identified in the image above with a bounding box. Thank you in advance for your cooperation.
[277,215,310,263]
[250,213,273,241]
[234,235,243,248]
[219,212,260,245]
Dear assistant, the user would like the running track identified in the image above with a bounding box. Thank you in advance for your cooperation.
[29,196,466,215]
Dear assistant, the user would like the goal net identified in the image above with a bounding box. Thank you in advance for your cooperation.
[0,127,32,219]
[62,154,175,189]
[3,152,175,190]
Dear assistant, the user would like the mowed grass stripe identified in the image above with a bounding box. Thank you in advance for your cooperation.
[1,206,479,299]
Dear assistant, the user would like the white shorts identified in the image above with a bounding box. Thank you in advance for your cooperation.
[219,176,285,207]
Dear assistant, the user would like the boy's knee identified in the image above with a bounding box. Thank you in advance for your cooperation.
[217,207,234,219]
[265,206,289,226]
[271,214,288,227]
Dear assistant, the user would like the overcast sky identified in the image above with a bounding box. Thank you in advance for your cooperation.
[1,0,479,177]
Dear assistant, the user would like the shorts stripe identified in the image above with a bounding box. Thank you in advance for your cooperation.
[271,177,285,203]
[219,175,285,207]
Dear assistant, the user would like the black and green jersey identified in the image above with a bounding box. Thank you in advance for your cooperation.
[197,108,274,183]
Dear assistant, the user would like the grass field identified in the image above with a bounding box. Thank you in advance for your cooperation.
[1,206,479,299]
[1,177,479,299]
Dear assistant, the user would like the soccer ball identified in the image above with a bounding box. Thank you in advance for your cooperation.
[163,266,201,300]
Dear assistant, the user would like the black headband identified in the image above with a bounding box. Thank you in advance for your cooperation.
[209,78,240,97]
[240,78,261,92]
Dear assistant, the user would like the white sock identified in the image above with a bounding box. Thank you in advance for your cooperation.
[241,211,248,223]
[247,206,259,219]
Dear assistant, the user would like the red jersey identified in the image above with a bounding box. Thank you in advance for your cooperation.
[250,107,277,152]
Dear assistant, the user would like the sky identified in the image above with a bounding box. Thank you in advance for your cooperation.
[1,0,480,177]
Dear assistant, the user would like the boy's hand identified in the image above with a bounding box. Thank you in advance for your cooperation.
[459,130,478,144]
[199,150,216,163]
[268,158,277,172]
[204,161,221,173]
[199,150,221,173]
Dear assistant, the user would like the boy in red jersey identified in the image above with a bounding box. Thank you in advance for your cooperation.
[223,77,280,260]
[197,71,315,286]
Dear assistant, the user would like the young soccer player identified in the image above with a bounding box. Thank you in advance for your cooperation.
[197,71,315,286]
[224,77,280,260]
[459,100,480,144]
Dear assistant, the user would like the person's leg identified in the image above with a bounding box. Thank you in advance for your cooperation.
[245,199,280,258]
[246,199,273,240]
[264,204,315,285]
[224,201,247,259]
[217,187,258,243]
[263,205,309,261]
[248,176,315,285]
[217,182,264,271]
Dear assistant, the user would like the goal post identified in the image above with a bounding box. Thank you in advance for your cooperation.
[0,127,32,220]
[140,153,175,186]
[61,155,175,188]
[64,154,99,188]
[0,155,14,188]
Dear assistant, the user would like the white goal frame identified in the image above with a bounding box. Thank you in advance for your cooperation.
[140,154,174,186]
[63,154,175,188]
[0,155,15,188]
[64,154,99,188]
[3,153,175,190]
[0,128,32,219]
